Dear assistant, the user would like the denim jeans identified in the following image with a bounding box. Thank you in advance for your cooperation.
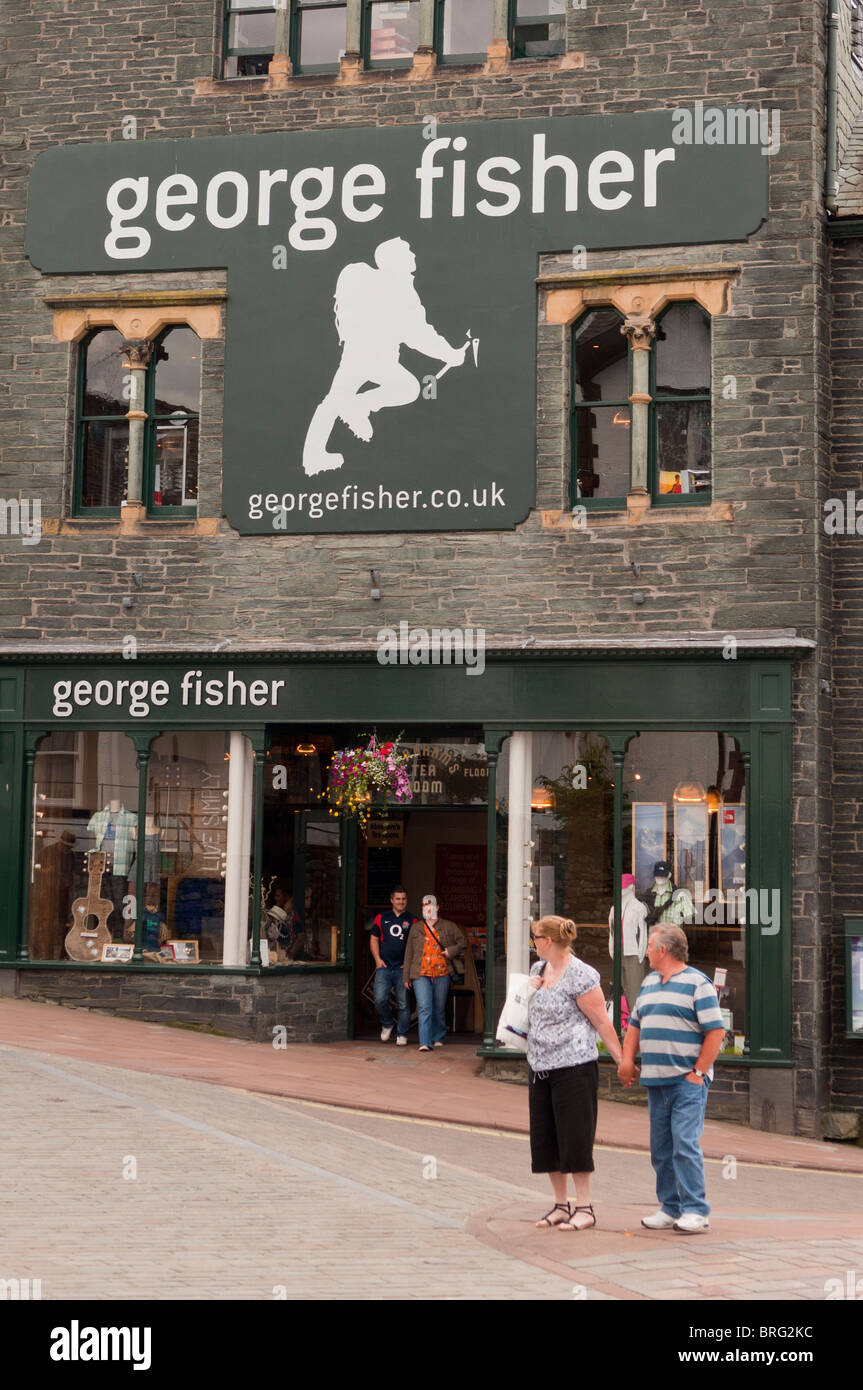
[412,974,450,1048]
[373,965,410,1037]
[647,1075,711,1217]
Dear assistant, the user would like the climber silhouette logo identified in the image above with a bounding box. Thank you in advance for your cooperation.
[302,236,479,477]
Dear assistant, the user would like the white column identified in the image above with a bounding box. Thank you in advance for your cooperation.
[223,731,247,967]
[506,731,533,985]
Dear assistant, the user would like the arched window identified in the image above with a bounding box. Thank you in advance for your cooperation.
[74,329,130,512]
[571,307,631,504]
[145,327,201,512]
[651,302,711,501]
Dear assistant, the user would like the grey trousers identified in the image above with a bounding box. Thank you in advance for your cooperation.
[621,955,646,1017]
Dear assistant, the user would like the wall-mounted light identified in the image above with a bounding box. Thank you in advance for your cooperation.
[296,743,317,755]
[612,411,630,427]
[531,784,554,811]
[673,780,707,804]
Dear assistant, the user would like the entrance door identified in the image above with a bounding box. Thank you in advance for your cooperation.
[353,807,487,1038]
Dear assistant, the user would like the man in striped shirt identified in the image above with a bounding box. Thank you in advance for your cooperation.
[618,924,725,1233]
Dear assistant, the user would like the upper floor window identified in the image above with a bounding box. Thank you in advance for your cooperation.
[74,327,201,517]
[436,0,494,62]
[511,0,566,59]
[363,1,420,68]
[853,0,863,71]
[570,301,712,509]
[650,303,711,502]
[223,0,279,77]
[295,0,347,72]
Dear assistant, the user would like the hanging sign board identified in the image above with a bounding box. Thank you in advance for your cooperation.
[26,114,767,535]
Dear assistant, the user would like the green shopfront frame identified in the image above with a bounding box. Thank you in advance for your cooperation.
[0,651,794,1063]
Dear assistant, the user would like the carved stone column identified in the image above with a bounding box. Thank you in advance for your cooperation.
[121,338,152,516]
[487,0,511,69]
[621,314,656,501]
[269,0,293,81]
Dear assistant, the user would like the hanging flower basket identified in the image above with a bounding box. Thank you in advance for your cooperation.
[325,736,413,828]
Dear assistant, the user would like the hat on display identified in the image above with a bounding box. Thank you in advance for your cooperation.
[266,906,288,924]
[621,873,636,889]
[653,861,672,878]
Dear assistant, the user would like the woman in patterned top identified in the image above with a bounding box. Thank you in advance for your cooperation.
[527,915,624,1231]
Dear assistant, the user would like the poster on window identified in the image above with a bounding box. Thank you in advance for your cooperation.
[632,803,667,893]
[26,113,768,535]
[673,804,708,894]
[851,936,863,1034]
[719,805,746,894]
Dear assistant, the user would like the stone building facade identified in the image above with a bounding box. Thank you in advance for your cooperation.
[1,0,861,1137]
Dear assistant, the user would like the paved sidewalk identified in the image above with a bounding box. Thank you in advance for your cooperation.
[1,996,860,1172]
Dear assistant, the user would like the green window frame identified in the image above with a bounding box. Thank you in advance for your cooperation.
[569,307,632,512]
[845,916,863,1038]
[362,0,420,70]
[433,0,493,64]
[648,302,712,507]
[291,0,347,74]
[510,0,566,60]
[142,328,201,520]
[222,1,279,78]
[73,329,130,518]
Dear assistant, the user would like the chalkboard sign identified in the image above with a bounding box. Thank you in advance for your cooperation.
[366,847,403,908]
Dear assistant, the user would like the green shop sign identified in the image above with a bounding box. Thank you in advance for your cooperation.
[26,115,767,535]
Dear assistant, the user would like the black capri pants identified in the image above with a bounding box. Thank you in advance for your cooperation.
[528,1060,599,1174]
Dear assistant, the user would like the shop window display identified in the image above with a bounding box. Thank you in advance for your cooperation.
[146,733,232,964]
[28,732,139,960]
[624,732,747,1054]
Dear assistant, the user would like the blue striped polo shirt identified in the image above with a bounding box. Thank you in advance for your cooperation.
[628,966,724,1084]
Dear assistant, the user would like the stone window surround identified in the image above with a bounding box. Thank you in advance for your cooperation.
[538,264,741,529]
[203,0,584,91]
[43,292,225,538]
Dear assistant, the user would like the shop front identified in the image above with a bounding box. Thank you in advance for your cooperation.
[0,644,800,1121]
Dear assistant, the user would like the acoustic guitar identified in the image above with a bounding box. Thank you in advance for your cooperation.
[65,851,114,961]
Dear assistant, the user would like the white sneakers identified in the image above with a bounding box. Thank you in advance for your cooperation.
[433,1041,444,1048]
[673,1213,710,1233]
[641,1210,677,1229]
[380,1025,394,1042]
[396,1035,407,1046]
[641,1210,710,1232]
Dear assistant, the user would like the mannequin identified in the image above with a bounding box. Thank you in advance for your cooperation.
[608,873,648,1020]
[642,859,694,929]
[87,799,137,919]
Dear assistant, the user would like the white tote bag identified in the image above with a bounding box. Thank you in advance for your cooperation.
[495,972,532,1048]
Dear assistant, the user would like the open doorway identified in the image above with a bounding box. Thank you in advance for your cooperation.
[354,807,487,1040]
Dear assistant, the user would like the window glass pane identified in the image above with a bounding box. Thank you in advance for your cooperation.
[574,406,630,499]
[29,733,139,961]
[574,309,627,402]
[442,0,493,56]
[263,733,341,965]
[624,733,747,1054]
[153,417,199,507]
[228,10,277,48]
[527,733,615,1004]
[224,54,273,76]
[80,420,128,508]
[153,328,201,415]
[299,7,346,65]
[513,0,565,58]
[147,734,231,965]
[82,329,127,416]
[654,303,710,396]
[517,0,566,13]
[369,1,420,61]
[655,400,711,495]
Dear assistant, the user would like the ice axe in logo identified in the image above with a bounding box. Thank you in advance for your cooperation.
[436,329,480,381]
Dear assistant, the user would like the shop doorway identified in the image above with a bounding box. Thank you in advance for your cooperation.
[353,807,487,1040]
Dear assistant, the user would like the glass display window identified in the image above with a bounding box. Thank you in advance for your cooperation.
[28,732,139,961]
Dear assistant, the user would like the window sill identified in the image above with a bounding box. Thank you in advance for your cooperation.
[48,514,219,538]
[196,48,583,94]
[542,499,736,529]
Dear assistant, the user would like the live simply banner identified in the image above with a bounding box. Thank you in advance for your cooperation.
[26,114,768,534]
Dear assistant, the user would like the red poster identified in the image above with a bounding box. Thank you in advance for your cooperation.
[435,844,487,927]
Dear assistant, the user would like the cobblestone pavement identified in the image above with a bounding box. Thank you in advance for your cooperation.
[2,1043,862,1302]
